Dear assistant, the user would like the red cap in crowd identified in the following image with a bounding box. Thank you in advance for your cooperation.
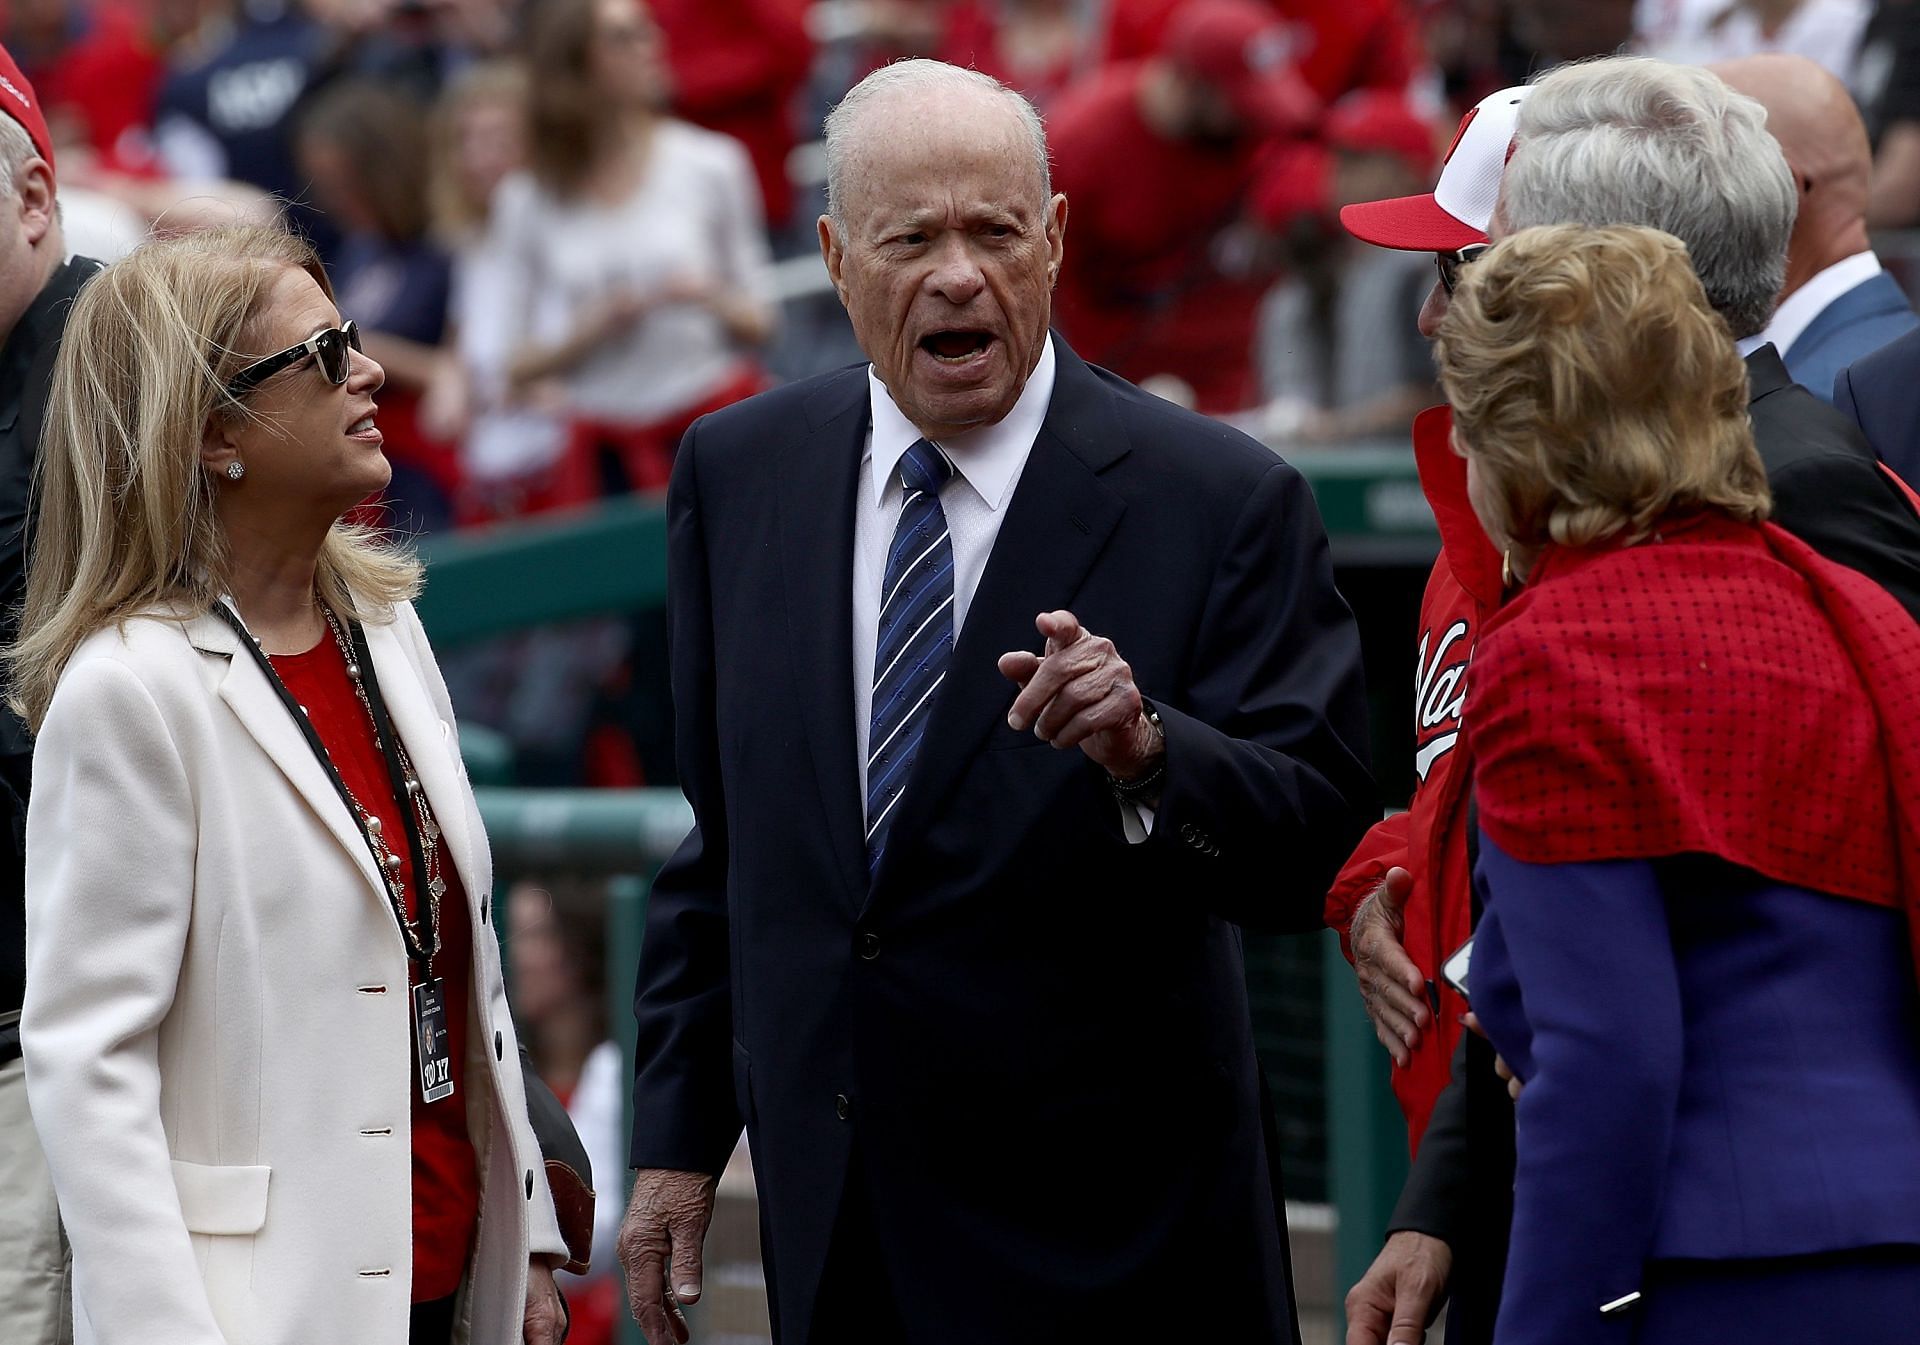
[0,43,54,174]
[1339,85,1531,251]
[1162,0,1320,135]
[1325,92,1436,182]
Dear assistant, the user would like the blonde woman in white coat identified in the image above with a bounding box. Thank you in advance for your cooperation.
[10,225,569,1345]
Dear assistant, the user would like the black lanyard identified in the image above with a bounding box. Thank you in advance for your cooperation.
[214,602,439,970]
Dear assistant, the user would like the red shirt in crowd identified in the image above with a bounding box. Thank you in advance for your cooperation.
[1048,62,1304,412]
[650,0,812,228]
[937,0,1084,109]
[9,2,163,174]
[270,631,480,1304]
[1104,0,1418,102]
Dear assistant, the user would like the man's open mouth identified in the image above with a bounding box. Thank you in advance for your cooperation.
[920,330,994,362]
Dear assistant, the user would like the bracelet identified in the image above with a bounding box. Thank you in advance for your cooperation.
[1107,699,1167,802]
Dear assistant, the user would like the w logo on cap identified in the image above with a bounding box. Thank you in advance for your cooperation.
[1441,107,1478,166]
[1335,85,1530,252]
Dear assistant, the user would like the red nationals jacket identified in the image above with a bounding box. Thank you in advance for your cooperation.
[1324,406,1502,1149]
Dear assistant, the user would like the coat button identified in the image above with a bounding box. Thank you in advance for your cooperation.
[857,932,881,961]
[525,1169,534,1199]
[495,1031,504,1061]
[834,1093,851,1121]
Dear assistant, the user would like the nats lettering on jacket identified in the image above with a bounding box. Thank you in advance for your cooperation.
[1414,618,1470,782]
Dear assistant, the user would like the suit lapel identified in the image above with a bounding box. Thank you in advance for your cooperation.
[775,370,871,909]
[190,610,388,904]
[361,617,483,906]
[867,344,1130,904]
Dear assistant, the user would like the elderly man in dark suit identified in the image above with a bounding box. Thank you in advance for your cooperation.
[613,58,1375,1345]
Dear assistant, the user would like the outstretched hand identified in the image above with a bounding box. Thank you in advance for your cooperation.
[996,611,1162,779]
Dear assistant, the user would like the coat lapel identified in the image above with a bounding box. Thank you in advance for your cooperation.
[867,344,1130,903]
[360,616,483,907]
[189,609,388,904]
[775,370,871,909]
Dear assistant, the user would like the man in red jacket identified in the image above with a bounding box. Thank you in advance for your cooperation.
[1323,84,1530,1150]
[1048,0,1321,412]
[1318,84,1528,1345]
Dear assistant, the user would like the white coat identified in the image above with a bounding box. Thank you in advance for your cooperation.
[20,599,567,1345]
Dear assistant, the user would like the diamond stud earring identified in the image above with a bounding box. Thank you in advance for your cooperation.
[225,461,245,482]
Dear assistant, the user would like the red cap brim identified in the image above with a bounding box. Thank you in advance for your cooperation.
[1338,194,1485,251]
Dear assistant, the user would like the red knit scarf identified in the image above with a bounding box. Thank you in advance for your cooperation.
[1469,512,1920,971]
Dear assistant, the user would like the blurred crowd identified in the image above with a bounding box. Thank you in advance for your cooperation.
[20,7,1916,844]
[23,0,1920,526]
[16,4,1912,932]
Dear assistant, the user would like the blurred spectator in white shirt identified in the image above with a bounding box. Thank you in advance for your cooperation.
[468,0,774,505]
[1637,0,1872,82]
[1259,92,1439,444]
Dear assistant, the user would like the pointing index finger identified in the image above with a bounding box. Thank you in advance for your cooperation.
[1036,609,1084,650]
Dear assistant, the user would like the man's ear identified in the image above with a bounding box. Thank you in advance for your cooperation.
[819,214,850,306]
[17,158,53,248]
[1045,192,1068,286]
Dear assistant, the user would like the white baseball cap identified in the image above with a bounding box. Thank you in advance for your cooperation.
[1339,85,1532,251]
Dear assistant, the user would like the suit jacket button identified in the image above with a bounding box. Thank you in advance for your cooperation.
[857,932,881,961]
[495,1031,505,1060]
[835,1093,851,1121]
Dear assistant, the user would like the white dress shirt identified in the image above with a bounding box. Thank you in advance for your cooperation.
[853,339,1056,800]
[849,339,1156,842]
[1738,250,1884,359]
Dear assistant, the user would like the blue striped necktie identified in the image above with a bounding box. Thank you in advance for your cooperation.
[867,438,956,879]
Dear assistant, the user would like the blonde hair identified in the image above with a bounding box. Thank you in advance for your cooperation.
[428,61,528,245]
[1434,223,1769,553]
[8,224,421,732]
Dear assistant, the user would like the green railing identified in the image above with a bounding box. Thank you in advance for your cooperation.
[417,446,1437,647]
[475,789,687,1345]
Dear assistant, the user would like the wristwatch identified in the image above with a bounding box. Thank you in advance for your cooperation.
[1107,698,1167,803]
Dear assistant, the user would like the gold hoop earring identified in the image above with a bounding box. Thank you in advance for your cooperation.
[1501,549,1515,589]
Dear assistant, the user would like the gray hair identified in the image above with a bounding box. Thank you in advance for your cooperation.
[0,115,38,200]
[823,59,1052,226]
[1501,56,1796,340]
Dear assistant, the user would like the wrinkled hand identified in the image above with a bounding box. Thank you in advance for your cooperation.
[996,611,1161,779]
[1353,868,1427,1066]
[524,1257,565,1345]
[1344,1230,1452,1345]
[1463,1012,1524,1102]
[617,1169,716,1345]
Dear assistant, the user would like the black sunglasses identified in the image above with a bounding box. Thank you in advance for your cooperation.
[1436,244,1491,296]
[225,320,362,398]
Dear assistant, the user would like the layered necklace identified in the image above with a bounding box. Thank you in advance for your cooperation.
[319,604,447,968]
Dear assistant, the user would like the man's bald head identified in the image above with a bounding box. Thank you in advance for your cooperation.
[815,58,1068,442]
[823,60,1052,229]
[1711,53,1870,282]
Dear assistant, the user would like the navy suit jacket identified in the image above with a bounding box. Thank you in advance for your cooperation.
[1781,271,1917,406]
[1473,842,1920,1345]
[1835,322,1920,492]
[628,340,1375,1343]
